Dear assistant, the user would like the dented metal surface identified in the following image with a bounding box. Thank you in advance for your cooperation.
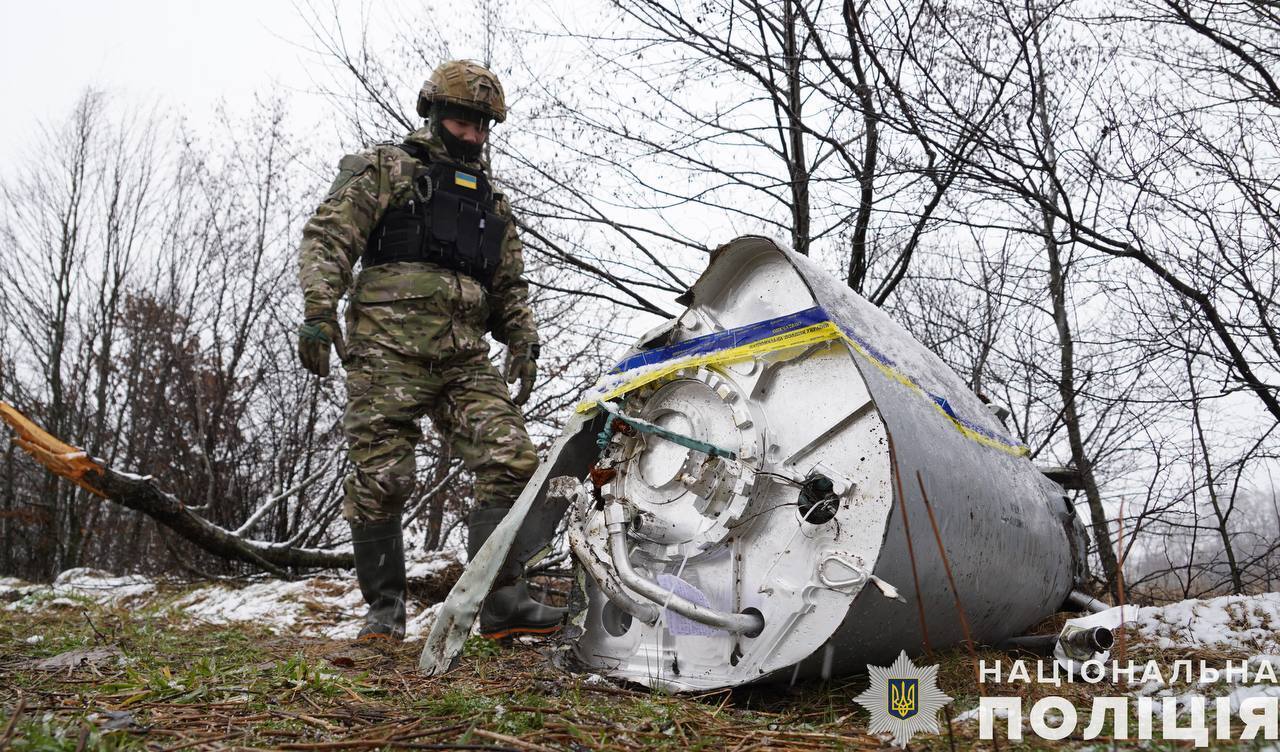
[553,236,1087,691]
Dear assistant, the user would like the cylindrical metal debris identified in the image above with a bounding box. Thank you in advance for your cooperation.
[550,236,1087,691]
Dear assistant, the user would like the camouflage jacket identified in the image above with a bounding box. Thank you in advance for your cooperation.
[297,128,537,357]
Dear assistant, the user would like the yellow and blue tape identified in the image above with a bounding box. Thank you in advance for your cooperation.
[576,306,1029,458]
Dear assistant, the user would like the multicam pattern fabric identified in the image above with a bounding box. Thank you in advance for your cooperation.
[298,127,539,523]
[341,343,537,524]
[416,60,507,122]
[298,128,536,353]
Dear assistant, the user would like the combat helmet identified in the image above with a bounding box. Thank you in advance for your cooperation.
[417,60,506,123]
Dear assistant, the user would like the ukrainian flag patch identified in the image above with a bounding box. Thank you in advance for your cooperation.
[454,171,478,189]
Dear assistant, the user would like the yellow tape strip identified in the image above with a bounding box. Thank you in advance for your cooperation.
[574,322,843,412]
[578,322,1029,458]
[832,333,1029,457]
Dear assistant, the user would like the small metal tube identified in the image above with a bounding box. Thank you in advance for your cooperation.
[604,503,765,635]
[1066,590,1111,614]
[1061,626,1114,654]
[1001,634,1059,653]
[567,524,661,625]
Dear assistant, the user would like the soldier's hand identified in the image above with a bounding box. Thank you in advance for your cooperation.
[298,315,347,377]
[504,342,539,406]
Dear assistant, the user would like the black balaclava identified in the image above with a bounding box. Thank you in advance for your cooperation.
[431,102,490,162]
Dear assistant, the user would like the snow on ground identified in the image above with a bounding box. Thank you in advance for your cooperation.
[1132,592,1280,654]
[9,557,1279,687]
[4,568,155,611]
[1117,594,1280,717]
[4,549,460,640]
[406,552,457,580]
[174,576,367,638]
[174,568,442,640]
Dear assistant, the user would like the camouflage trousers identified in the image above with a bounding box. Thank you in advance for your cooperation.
[341,342,538,524]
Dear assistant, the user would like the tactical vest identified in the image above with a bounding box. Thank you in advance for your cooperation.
[363,143,508,289]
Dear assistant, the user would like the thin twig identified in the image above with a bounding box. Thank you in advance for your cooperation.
[916,470,980,683]
[0,696,26,750]
[887,432,931,655]
[469,728,557,752]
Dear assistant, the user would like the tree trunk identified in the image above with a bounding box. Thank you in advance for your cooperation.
[1028,10,1120,598]
[784,0,811,256]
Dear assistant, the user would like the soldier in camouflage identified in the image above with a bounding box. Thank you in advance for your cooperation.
[297,60,564,641]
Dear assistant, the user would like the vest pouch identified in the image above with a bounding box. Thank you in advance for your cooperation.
[363,151,503,290]
[454,200,484,266]
[430,191,461,244]
[368,203,425,264]
[480,212,506,270]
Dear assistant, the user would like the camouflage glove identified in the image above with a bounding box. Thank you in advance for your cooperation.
[298,314,347,377]
[503,342,539,406]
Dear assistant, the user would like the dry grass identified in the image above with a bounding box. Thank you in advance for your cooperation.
[1,603,891,751]
[0,597,1270,750]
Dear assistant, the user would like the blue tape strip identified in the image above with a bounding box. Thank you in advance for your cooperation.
[596,304,1025,456]
[608,306,830,374]
[838,321,1024,453]
[930,394,1013,446]
[838,327,898,370]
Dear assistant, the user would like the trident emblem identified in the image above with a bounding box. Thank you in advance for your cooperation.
[888,678,918,719]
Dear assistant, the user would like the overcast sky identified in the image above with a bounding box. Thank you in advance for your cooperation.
[0,1,379,168]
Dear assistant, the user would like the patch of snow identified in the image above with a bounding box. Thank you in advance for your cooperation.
[404,601,443,640]
[0,581,43,600]
[1131,593,1280,654]
[1225,684,1280,713]
[175,574,444,640]
[1099,594,1280,713]
[10,564,459,641]
[6,569,155,611]
[55,568,155,600]
[175,577,365,637]
[316,620,361,640]
[405,549,461,580]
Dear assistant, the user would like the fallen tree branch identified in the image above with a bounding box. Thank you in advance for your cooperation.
[0,402,353,576]
[234,447,342,536]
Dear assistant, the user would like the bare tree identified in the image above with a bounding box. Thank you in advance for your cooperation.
[0,93,367,578]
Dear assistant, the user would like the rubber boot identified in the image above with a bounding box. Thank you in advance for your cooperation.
[350,519,406,641]
[467,506,566,639]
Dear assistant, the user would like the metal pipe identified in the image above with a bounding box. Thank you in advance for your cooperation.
[1061,626,1114,654]
[1066,590,1111,614]
[1001,634,1058,653]
[604,503,765,635]
[567,523,661,625]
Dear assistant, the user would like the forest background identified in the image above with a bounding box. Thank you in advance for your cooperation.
[0,0,1276,605]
